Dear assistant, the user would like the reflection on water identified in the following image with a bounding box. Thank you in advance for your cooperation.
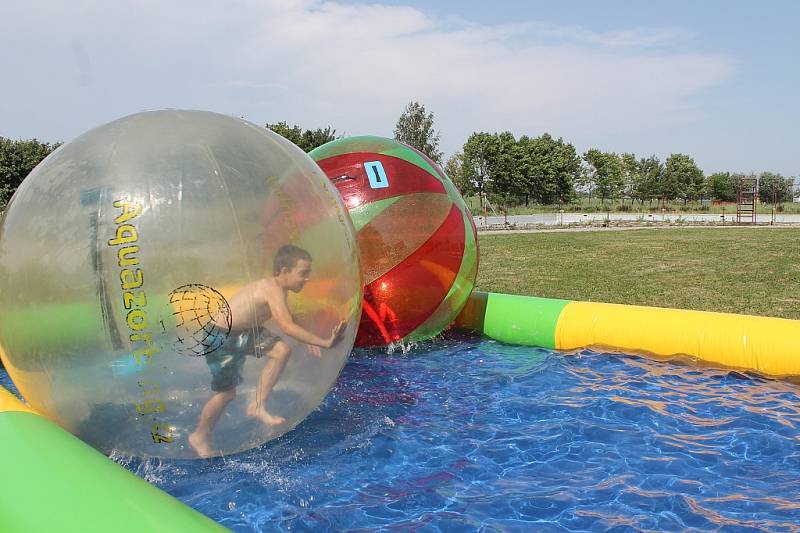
[3,337,800,531]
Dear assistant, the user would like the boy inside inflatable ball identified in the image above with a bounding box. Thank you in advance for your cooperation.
[188,244,346,458]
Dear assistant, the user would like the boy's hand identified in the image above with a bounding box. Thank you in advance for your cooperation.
[327,320,347,348]
[306,344,322,358]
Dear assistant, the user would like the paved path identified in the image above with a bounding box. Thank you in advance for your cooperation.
[476,212,800,227]
[478,223,800,235]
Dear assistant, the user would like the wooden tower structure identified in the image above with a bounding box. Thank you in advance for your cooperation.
[736,175,758,224]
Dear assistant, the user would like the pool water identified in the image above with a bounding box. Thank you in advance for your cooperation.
[4,335,800,531]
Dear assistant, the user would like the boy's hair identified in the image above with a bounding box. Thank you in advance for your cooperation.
[273,244,312,275]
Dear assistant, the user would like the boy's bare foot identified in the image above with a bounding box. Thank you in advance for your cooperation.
[247,402,286,426]
[188,431,215,458]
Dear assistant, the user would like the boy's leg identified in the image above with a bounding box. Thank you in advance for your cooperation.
[189,388,236,458]
[247,340,291,426]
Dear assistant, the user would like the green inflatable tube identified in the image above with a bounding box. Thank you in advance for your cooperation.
[454,291,569,348]
[0,387,227,533]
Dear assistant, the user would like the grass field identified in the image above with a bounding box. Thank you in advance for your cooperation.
[475,227,800,320]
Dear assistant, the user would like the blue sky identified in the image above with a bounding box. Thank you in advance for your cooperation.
[1,1,797,176]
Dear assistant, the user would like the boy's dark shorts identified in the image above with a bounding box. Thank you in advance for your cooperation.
[205,329,282,392]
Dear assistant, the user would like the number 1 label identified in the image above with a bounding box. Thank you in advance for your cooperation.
[365,161,389,189]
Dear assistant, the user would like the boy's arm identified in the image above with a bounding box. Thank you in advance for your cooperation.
[266,286,339,348]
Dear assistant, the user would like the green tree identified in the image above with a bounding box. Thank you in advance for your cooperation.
[301,126,338,152]
[393,101,442,163]
[265,122,338,152]
[461,132,495,210]
[583,149,624,203]
[575,162,595,202]
[707,172,736,202]
[549,137,580,204]
[266,121,303,146]
[633,155,662,205]
[444,152,471,195]
[689,168,707,201]
[489,131,523,206]
[459,131,521,209]
[662,153,704,204]
[759,172,794,203]
[0,137,61,208]
[621,153,639,204]
[519,133,579,204]
[517,135,547,205]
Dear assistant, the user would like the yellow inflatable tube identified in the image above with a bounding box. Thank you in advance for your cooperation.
[557,301,800,377]
[456,292,800,378]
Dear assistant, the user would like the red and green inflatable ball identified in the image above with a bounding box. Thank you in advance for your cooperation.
[310,136,478,347]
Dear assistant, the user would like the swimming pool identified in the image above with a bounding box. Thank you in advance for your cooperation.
[3,336,800,530]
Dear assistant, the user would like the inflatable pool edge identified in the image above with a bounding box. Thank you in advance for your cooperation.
[0,386,227,533]
[455,291,800,378]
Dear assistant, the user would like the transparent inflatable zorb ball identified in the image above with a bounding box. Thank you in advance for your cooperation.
[0,110,362,458]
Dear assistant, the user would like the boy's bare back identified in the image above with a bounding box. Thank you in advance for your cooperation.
[215,257,341,349]
[222,278,290,333]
